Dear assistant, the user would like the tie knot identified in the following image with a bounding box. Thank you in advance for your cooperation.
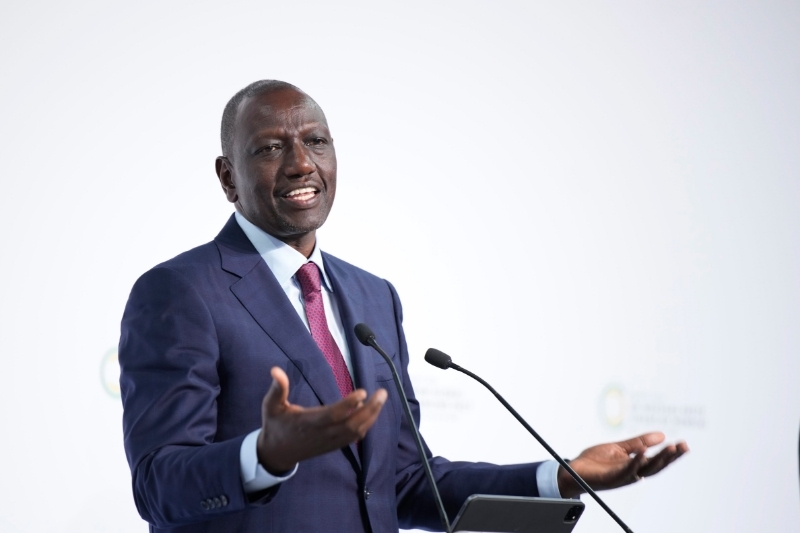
[296,262,322,296]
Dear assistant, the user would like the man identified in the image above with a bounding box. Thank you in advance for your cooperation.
[119,80,688,533]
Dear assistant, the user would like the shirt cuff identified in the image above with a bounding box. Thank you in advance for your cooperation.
[239,429,298,493]
[536,460,563,498]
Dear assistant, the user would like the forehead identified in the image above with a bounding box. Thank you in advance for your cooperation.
[235,88,328,142]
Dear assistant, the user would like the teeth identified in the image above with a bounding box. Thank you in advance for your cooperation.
[285,187,316,197]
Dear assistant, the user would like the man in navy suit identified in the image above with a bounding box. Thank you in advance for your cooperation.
[119,80,688,532]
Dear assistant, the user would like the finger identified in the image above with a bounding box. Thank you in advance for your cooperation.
[661,448,685,469]
[344,388,369,406]
[346,389,387,424]
[642,441,689,476]
[343,389,387,436]
[638,444,677,477]
[622,452,649,484]
[320,389,370,424]
[300,390,387,450]
[264,367,291,415]
[616,432,665,454]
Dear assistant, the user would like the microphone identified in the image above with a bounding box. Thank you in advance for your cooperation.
[425,348,635,533]
[424,348,452,370]
[354,324,452,533]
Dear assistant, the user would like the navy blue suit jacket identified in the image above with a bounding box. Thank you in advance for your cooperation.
[120,215,543,532]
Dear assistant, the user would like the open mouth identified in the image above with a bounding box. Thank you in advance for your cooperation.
[282,186,319,203]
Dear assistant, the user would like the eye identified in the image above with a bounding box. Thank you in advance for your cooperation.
[255,144,281,155]
[306,137,328,146]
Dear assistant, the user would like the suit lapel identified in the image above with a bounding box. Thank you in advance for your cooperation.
[324,254,379,476]
[214,217,359,466]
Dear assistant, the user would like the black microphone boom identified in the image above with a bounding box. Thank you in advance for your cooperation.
[423,348,452,369]
[424,348,635,533]
[354,324,452,533]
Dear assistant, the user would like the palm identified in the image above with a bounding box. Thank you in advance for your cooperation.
[573,441,644,489]
[559,432,689,496]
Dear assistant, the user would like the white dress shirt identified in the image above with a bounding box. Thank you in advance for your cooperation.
[233,212,563,498]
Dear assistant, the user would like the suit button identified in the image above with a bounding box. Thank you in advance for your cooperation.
[363,487,371,500]
[220,495,228,507]
[201,500,209,510]
[213,497,222,508]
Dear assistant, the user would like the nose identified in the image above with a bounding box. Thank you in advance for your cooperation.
[283,140,315,178]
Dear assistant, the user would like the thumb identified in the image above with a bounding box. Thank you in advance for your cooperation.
[263,366,290,415]
[621,451,648,484]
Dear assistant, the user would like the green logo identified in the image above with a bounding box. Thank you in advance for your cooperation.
[599,384,627,428]
[100,347,121,398]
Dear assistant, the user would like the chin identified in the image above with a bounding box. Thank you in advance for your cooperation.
[277,217,328,236]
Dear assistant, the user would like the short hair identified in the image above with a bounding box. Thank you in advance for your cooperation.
[220,80,302,158]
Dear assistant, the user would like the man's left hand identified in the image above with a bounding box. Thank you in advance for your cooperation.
[557,432,689,498]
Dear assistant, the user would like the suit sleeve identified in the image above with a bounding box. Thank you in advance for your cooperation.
[385,281,544,531]
[119,266,276,528]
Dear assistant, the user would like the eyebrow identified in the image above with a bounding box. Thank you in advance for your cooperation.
[250,122,328,139]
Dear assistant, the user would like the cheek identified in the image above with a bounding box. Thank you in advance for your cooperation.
[238,182,277,219]
[318,153,337,186]
[322,164,337,194]
[245,170,278,200]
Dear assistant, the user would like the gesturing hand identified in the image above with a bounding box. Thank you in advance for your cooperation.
[256,367,388,475]
[557,432,689,498]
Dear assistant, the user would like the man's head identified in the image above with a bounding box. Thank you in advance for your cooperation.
[216,80,336,256]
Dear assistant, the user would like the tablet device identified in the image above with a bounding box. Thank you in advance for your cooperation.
[451,494,585,533]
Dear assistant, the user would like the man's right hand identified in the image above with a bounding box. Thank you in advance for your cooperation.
[256,366,387,474]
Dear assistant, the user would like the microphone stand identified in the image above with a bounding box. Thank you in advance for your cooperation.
[429,350,634,533]
[355,325,452,533]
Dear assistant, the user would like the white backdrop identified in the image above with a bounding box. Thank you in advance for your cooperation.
[1,1,798,532]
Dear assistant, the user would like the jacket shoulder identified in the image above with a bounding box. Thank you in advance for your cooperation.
[322,252,391,287]
[153,241,220,273]
[129,241,225,294]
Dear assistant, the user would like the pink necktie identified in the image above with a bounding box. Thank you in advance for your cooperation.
[295,262,355,398]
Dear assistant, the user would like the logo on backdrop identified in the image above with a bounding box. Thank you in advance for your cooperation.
[599,383,706,430]
[600,385,627,427]
[100,347,121,398]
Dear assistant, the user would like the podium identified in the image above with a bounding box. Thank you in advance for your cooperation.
[451,495,585,533]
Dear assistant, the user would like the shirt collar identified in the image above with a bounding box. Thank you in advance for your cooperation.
[234,211,333,292]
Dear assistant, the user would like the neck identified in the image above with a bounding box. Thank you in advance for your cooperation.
[234,210,318,258]
[278,231,316,258]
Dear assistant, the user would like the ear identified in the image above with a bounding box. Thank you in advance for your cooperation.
[215,156,238,203]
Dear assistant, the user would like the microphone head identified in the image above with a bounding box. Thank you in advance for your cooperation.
[424,348,452,370]
[354,323,376,346]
